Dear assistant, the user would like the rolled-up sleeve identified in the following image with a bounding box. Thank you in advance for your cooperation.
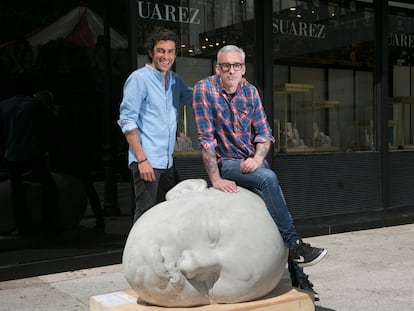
[118,73,142,134]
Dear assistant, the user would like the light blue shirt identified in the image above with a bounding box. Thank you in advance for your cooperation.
[118,64,193,169]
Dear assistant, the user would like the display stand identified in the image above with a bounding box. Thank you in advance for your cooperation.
[90,284,314,311]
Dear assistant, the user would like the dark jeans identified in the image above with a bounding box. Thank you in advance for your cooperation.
[6,157,57,233]
[130,162,177,223]
[219,158,305,278]
[218,158,300,247]
[288,256,306,278]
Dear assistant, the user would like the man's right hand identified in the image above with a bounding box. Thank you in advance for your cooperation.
[138,161,156,182]
[212,178,238,193]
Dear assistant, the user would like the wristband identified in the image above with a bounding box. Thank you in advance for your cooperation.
[138,158,147,164]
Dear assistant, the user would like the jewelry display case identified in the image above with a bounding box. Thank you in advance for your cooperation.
[353,119,374,151]
[308,100,340,152]
[274,83,313,153]
[274,83,340,153]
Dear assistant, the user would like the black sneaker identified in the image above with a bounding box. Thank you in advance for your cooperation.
[292,274,320,301]
[289,239,327,267]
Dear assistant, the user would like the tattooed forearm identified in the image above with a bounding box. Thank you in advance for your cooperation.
[201,148,221,181]
[256,142,270,158]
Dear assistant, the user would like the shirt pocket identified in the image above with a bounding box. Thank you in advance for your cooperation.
[236,107,253,128]
[215,102,232,123]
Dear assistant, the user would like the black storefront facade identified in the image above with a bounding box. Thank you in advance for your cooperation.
[1,0,414,254]
[126,0,414,232]
[2,0,413,294]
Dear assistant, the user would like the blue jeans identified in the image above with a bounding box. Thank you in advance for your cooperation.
[219,158,300,248]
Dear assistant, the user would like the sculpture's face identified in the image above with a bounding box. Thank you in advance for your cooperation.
[122,180,288,307]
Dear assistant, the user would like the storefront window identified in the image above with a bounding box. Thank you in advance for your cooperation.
[133,0,256,155]
[272,0,374,153]
[389,1,414,150]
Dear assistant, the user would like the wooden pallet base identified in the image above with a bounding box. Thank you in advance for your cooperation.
[90,284,314,311]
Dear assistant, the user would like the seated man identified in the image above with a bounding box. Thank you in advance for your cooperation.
[123,179,289,307]
[192,44,327,299]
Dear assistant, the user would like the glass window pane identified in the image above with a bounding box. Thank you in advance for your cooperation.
[134,0,256,155]
[389,1,414,150]
[272,0,374,153]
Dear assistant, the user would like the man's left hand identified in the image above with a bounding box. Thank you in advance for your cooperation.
[240,158,260,173]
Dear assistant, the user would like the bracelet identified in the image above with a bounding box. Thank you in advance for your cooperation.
[138,158,147,164]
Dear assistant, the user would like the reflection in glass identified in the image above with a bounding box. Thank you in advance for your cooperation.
[389,2,414,150]
[272,0,374,153]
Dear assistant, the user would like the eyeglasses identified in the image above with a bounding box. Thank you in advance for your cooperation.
[218,62,244,71]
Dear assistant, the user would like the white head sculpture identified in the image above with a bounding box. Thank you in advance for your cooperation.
[122,179,288,307]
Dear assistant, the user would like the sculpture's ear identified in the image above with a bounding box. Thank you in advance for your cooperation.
[166,179,208,201]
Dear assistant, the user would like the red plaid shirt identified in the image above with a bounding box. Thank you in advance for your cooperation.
[192,75,274,160]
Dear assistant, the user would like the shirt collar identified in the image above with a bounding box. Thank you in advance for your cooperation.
[145,63,170,81]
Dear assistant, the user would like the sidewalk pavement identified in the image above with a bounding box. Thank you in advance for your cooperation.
[0,223,412,311]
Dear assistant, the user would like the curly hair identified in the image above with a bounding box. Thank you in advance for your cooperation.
[145,27,178,62]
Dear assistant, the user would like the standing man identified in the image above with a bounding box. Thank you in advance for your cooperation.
[192,45,327,299]
[118,27,192,222]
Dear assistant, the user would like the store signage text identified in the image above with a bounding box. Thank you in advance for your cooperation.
[136,1,200,24]
[273,19,325,39]
[390,33,414,48]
